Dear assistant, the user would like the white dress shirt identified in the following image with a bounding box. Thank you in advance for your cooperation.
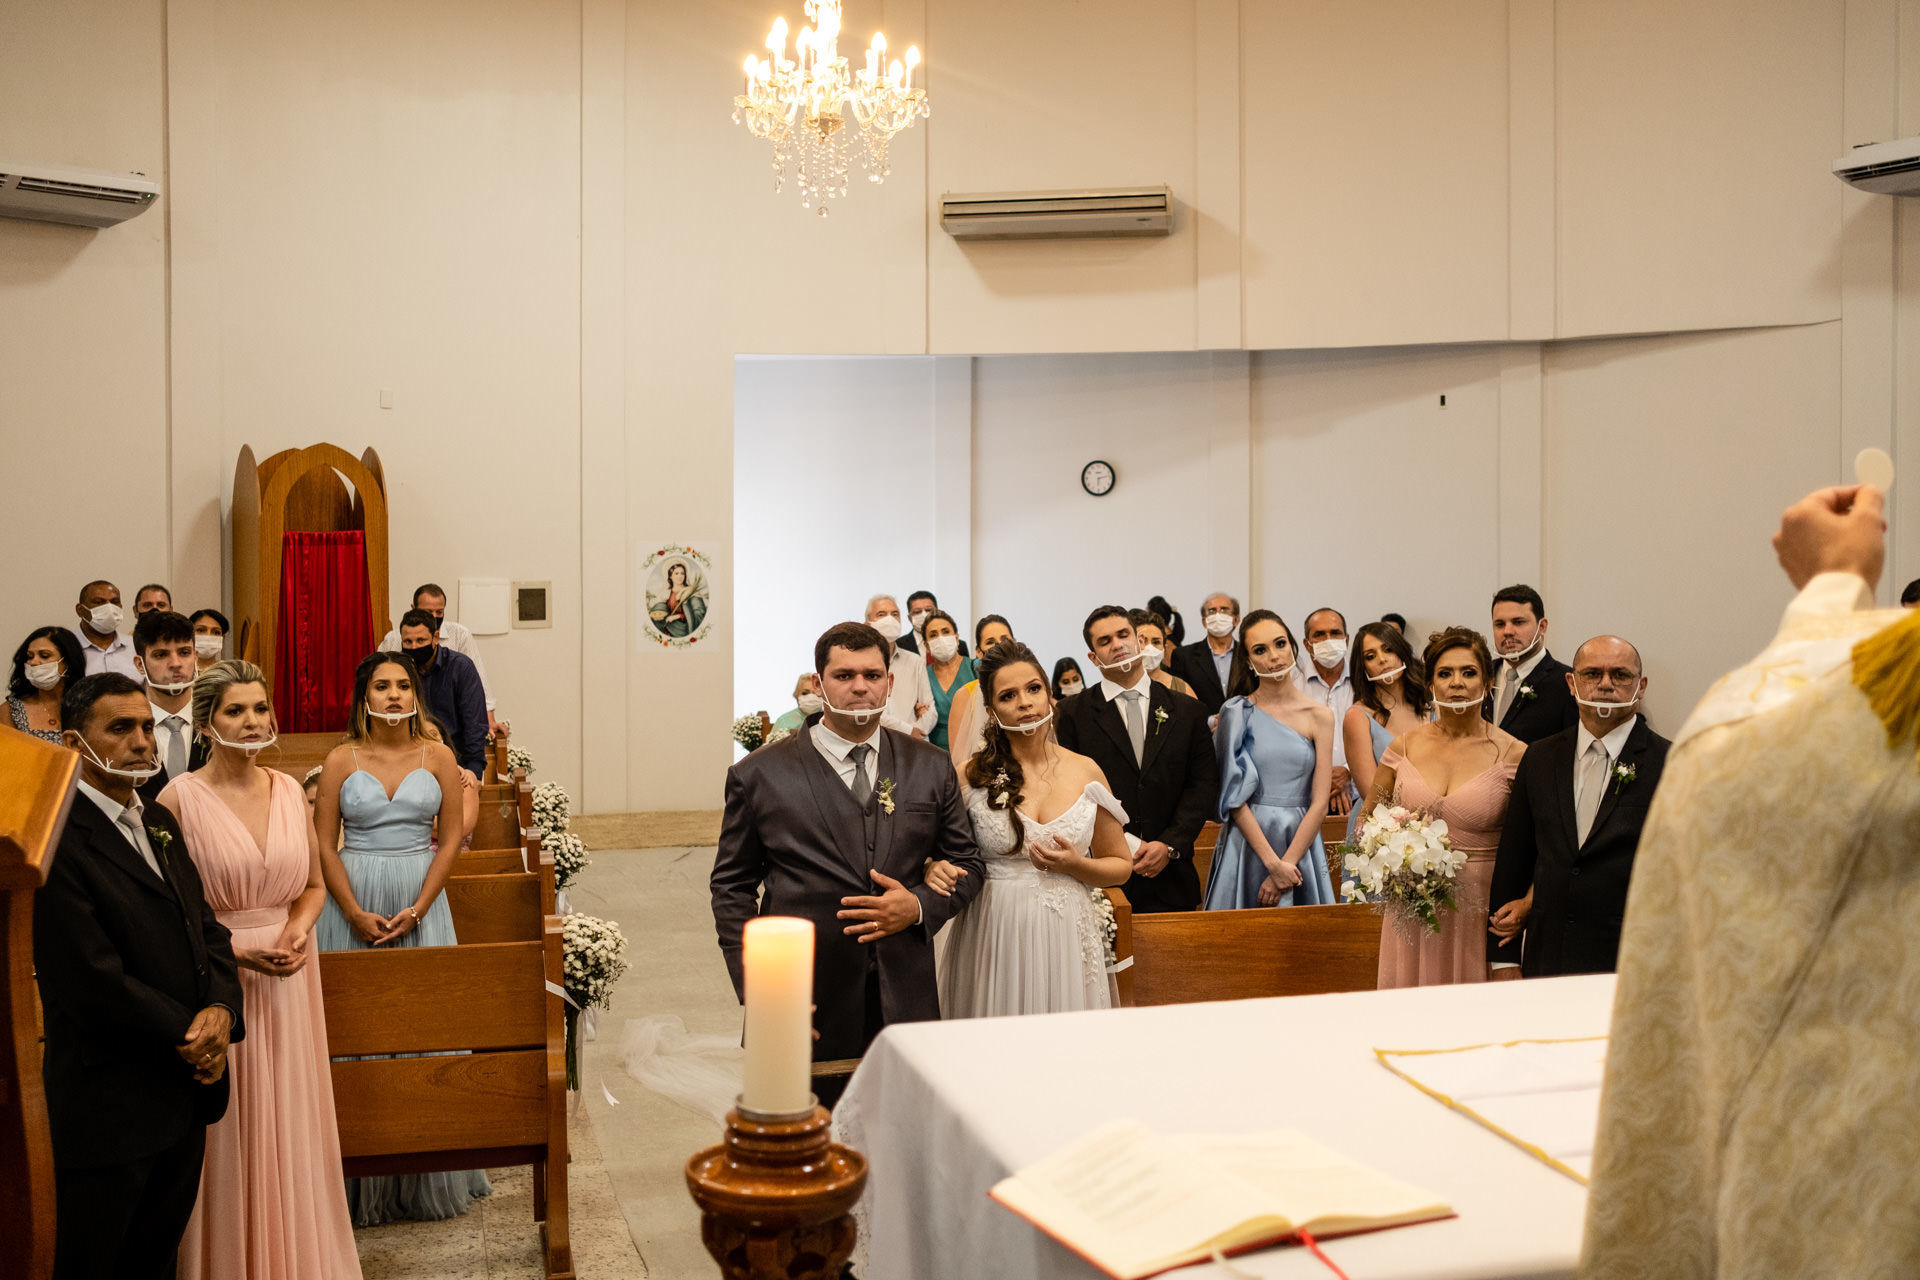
[378,617,495,710]
[74,627,143,682]
[881,646,936,737]
[1492,711,1641,970]
[76,778,165,879]
[1298,667,1356,767]
[1493,645,1549,723]
[149,699,193,777]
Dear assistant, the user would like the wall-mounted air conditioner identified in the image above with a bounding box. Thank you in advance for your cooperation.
[940,187,1172,240]
[1832,138,1920,195]
[0,161,160,228]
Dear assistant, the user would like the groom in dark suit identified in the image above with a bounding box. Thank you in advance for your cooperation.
[1058,606,1218,912]
[35,673,245,1280]
[1487,636,1671,977]
[1484,584,1579,744]
[712,621,984,1102]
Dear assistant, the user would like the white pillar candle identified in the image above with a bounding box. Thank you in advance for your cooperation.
[741,916,815,1115]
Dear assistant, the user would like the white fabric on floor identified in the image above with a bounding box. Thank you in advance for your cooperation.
[833,974,1614,1280]
[618,1012,743,1124]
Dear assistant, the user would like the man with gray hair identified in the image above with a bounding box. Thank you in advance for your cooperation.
[864,594,934,738]
[1169,591,1250,716]
[1486,634,1671,978]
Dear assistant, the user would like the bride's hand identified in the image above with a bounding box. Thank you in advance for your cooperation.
[1027,833,1076,874]
[923,858,967,896]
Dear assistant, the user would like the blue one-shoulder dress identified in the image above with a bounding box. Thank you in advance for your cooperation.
[1202,698,1337,909]
[317,753,491,1226]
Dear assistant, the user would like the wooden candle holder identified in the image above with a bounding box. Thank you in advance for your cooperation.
[685,1100,868,1280]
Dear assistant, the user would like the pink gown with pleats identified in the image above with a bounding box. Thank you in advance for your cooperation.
[1373,746,1518,989]
[169,769,363,1280]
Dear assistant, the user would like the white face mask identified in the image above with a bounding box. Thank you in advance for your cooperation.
[1203,613,1236,638]
[823,694,886,725]
[1499,630,1544,665]
[1433,695,1485,712]
[194,635,224,659]
[209,727,277,757]
[996,708,1054,736]
[369,706,416,725]
[1311,638,1349,669]
[1369,663,1406,686]
[1141,646,1165,672]
[795,693,824,715]
[1254,662,1296,681]
[1575,687,1643,720]
[1058,679,1083,697]
[85,603,124,634]
[73,733,161,782]
[927,635,960,663]
[24,661,63,690]
[1092,645,1145,674]
[871,616,903,641]
[910,609,931,630]
[145,674,195,696]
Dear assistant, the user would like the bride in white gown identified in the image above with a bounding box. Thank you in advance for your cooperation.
[929,639,1135,1018]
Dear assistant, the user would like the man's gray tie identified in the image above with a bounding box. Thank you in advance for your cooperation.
[848,744,873,808]
[1123,690,1146,766]
[163,714,187,778]
[1575,741,1609,844]
[1494,667,1517,724]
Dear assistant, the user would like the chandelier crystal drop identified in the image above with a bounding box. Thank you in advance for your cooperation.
[732,0,929,216]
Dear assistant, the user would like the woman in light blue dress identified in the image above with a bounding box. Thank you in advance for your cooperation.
[1202,611,1337,909]
[314,650,491,1226]
[1341,622,1433,844]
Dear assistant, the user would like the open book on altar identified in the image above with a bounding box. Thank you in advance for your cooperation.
[989,1118,1454,1279]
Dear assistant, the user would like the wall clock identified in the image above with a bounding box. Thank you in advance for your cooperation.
[1081,460,1116,497]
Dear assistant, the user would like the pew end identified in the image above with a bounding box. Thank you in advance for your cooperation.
[1128,903,1382,1005]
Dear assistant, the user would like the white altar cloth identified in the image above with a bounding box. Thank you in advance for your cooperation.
[833,973,1615,1280]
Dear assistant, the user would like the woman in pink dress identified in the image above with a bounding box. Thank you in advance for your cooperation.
[1364,627,1526,988]
[158,659,362,1280]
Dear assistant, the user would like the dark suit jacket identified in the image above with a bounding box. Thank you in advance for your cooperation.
[711,726,985,1060]
[416,647,489,778]
[1487,717,1670,976]
[34,793,245,1170]
[138,734,212,807]
[1168,639,1251,716]
[896,632,968,659]
[1486,650,1580,745]
[1056,680,1218,912]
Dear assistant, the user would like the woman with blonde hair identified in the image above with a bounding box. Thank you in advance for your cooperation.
[158,659,362,1279]
[313,650,489,1224]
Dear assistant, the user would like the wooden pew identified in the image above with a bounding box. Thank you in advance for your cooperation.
[1127,904,1382,1006]
[1104,888,1135,1007]
[322,930,571,1280]
[1192,820,1220,895]
[471,783,524,851]
[271,730,347,781]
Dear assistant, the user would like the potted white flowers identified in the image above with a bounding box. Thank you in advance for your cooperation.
[560,913,630,1091]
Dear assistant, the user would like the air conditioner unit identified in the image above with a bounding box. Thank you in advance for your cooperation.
[940,186,1172,240]
[0,161,160,228]
[1832,137,1920,195]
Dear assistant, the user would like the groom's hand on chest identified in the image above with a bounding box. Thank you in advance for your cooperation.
[839,869,922,942]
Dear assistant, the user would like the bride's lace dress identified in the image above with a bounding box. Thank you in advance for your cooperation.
[938,781,1128,1018]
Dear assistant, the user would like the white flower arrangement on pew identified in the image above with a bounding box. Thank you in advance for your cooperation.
[1339,804,1467,936]
[525,778,591,891]
[560,912,630,1091]
[530,781,571,839]
[1089,888,1120,971]
[731,714,767,752]
[544,830,590,891]
[507,744,536,777]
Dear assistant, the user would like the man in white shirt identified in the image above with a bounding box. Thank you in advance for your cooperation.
[376,582,499,734]
[863,594,934,738]
[1298,607,1356,811]
[132,610,209,798]
[73,579,143,681]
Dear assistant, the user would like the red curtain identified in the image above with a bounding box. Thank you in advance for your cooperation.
[275,530,374,733]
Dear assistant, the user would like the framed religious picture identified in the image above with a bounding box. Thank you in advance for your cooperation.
[641,543,714,648]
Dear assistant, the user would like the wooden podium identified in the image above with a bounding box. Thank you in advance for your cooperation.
[0,728,78,1280]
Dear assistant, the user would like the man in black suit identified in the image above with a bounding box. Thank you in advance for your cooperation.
[712,622,984,1105]
[36,673,244,1280]
[1487,636,1671,977]
[894,589,969,659]
[1058,606,1219,912]
[1168,591,1252,717]
[133,610,210,805]
[1485,584,1578,744]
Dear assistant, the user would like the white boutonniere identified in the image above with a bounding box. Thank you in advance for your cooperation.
[147,826,173,852]
[1610,762,1636,795]
[876,777,896,815]
[1152,707,1169,734]
[1519,684,1537,702]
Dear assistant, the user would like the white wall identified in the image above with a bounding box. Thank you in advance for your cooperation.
[731,356,940,718]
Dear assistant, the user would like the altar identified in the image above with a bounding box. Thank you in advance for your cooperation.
[834,974,1616,1280]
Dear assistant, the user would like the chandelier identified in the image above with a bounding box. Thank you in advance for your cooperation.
[733,0,929,215]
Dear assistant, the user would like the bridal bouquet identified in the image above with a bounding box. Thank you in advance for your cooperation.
[730,714,767,752]
[561,912,630,1090]
[1340,805,1466,935]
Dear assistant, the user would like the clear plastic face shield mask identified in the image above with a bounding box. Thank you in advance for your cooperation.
[73,733,161,782]
[1573,668,1644,720]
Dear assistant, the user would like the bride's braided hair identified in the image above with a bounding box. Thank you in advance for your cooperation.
[965,638,1048,811]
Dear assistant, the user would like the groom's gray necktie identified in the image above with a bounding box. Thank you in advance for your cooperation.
[1121,689,1147,766]
[1575,740,1609,844]
[848,744,873,808]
